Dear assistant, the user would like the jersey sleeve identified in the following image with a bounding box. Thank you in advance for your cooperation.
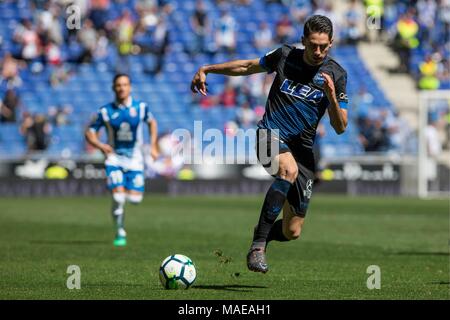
[259,46,283,73]
[89,109,105,132]
[143,103,154,123]
[321,60,349,110]
[335,71,348,110]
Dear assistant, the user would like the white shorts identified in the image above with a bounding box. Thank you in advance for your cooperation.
[105,149,144,172]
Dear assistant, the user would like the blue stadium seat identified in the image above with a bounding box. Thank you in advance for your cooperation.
[0,0,402,158]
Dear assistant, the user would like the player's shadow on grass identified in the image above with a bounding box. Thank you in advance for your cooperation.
[193,285,267,293]
[30,240,107,245]
[431,281,450,285]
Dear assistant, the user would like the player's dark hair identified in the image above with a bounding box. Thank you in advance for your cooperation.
[303,15,333,40]
[113,73,131,85]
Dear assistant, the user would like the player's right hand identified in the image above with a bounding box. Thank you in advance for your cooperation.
[100,144,114,155]
[150,145,160,160]
[190,67,208,96]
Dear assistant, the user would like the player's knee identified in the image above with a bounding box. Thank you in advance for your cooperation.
[112,192,126,205]
[283,226,302,240]
[281,167,298,183]
[283,224,302,240]
[278,154,298,182]
[127,193,143,204]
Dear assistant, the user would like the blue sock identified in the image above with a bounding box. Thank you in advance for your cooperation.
[267,219,289,245]
[252,177,292,249]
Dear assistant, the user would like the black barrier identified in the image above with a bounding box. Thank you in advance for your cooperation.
[1,158,436,197]
[0,177,401,197]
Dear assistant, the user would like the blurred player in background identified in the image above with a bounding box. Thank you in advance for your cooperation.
[85,74,159,247]
[191,15,348,273]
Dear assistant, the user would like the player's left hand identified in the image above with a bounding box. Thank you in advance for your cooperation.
[321,72,335,100]
[150,146,160,160]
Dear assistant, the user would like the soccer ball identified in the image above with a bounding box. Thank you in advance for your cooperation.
[159,254,196,289]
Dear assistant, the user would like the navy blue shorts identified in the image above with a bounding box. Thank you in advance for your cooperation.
[256,128,316,217]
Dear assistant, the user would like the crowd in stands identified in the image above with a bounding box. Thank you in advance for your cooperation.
[19,111,51,153]
[382,0,449,90]
[0,0,446,160]
[1,0,175,153]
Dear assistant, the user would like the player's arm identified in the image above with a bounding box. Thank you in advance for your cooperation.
[85,129,113,155]
[85,111,113,155]
[148,118,159,160]
[191,58,265,95]
[322,72,348,135]
[144,104,159,160]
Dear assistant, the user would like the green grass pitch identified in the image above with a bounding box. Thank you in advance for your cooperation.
[0,195,448,299]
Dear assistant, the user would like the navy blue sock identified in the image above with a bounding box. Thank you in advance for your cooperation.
[267,219,289,245]
[252,177,292,248]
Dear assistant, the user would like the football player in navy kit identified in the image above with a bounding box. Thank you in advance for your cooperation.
[191,15,348,273]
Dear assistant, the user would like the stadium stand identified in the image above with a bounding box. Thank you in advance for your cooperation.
[0,0,422,160]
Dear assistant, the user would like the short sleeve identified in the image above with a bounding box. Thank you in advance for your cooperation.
[89,110,105,132]
[335,72,349,110]
[143,103,154,123]
[259,47,283,73]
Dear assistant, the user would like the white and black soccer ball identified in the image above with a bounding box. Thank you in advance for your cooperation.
[159,254,196,289]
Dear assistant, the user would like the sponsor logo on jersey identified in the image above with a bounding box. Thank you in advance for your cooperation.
[117,122,133,141]
[338,92,348,102]
[280,79,324,104]
[111,112,119,119]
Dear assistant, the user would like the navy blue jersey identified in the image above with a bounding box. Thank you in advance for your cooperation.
[258,44,348,150]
